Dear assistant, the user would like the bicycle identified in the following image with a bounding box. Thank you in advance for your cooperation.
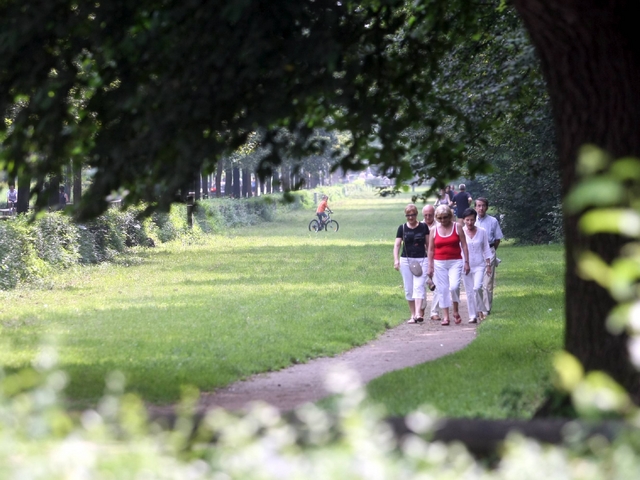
[2,201,17,218]
[309,211,339,232]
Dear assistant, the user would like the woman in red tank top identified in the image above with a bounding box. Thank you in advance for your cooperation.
[427,205,470,325]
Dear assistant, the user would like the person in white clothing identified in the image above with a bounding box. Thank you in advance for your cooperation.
[461,208,493,323]
[393,204,429,323]
[420,204,441,321]
[427,205,470,326]
[474,197,504,315]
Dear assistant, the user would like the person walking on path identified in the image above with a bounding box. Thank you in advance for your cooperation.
[461,208,492,323]
[446,185,455,203]
[474,197,503,316]
[394,204,429,324]
[452,183,472,224]
[427,205,470,326]
[420,204,441,321]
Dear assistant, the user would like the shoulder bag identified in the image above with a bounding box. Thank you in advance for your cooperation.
[403,225,423,277]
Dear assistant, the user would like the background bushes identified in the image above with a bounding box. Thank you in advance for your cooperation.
[0,190,349,290]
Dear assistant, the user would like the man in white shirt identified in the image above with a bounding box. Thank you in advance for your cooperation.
[420,204,441,320]
[474,197,503,317]
[7,183,17,206]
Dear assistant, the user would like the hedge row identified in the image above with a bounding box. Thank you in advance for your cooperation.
[0,191,319,291]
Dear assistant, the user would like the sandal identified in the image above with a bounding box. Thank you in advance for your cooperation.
[430,316,441,322]
[415,317,424,323]
[441,319,450,326]
[407,318,419,324]
[468,317,478,324]
[453,312,462,324]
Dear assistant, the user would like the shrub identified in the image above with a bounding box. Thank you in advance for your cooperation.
[32,212,80,267]
[0,191,325,291]
[0,217,40,289]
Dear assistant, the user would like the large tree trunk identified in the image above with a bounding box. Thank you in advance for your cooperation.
[515,0,640,398]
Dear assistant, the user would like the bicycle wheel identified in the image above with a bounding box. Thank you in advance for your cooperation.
[309,219,320,232]
[327,220,339,232]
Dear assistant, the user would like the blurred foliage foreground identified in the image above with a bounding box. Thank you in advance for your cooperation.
[2,350,640,479]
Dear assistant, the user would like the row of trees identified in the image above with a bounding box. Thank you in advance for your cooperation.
[8,129,350,209]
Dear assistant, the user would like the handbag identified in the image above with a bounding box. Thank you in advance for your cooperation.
[409,260,423,277]
[403,224,423,277]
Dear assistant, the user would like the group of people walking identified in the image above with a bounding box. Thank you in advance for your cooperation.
[393,184,503,325]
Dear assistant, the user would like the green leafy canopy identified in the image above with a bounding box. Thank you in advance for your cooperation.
[0,0,525,219]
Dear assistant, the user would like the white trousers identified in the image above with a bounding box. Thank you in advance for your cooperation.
[433,259,463,308]
[482,247,497,313]
[399,257,428,301]
[421,285,440,317]
[463,264,485,319]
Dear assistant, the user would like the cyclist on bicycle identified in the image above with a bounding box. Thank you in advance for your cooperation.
[316,195,332,228]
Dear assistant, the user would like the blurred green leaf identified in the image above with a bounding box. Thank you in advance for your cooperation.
[578,208,640,236]
[576,251,611,287]
[573,371,632,419]
[610,258,640,301]
[610,157,640,181]
[607,303,631,335]
[553,351,584,393]
[576,144,611,177]
[566,180,626,213]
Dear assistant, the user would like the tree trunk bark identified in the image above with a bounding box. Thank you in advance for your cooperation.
[215,159,223,198]
[48,176,60,208]
[281,165,291,191]
[514,0,640,398]
[16,174,30,214]
[242,168,252,198]
[195,174,202,201]
[65,162,72,203]
[201,173,209,199]
[225,167,233,197]
[232,167,241,198]
[73,161,82,206]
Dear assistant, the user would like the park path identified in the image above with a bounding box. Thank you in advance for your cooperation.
[154,292,477,413]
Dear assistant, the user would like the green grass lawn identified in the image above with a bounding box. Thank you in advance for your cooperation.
[0,191,413,405]
[0,190,565,418]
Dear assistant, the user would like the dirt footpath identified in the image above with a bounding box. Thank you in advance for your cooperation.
[186,293,477,413]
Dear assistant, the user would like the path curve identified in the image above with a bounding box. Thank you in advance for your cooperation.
[149,294,477,414]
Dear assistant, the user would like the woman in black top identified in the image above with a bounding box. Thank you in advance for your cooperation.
[393,204,429,323]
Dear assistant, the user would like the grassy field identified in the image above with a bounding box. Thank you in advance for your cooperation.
[0,190,565,417]
[0,190,410,404]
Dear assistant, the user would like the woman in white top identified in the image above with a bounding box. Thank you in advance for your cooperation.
[461,208,493,323]
[434,189,449,207]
